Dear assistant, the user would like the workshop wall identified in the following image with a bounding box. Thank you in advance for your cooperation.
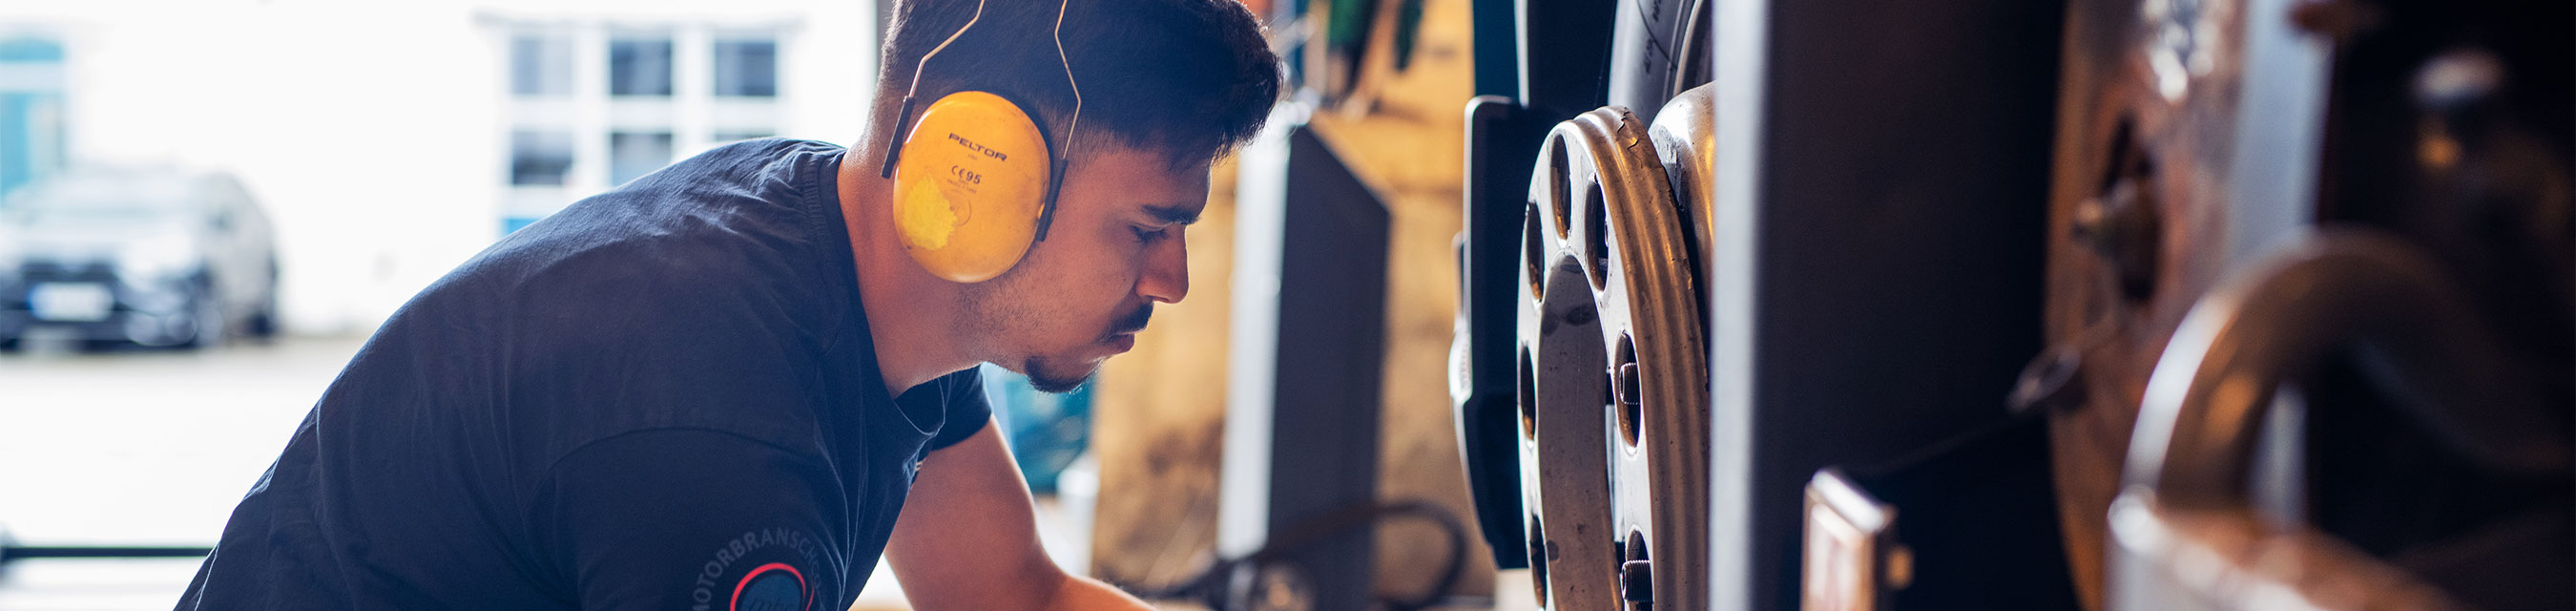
[1087,0,1489,600]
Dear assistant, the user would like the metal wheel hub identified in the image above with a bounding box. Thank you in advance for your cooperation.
[1515,99,1711,611]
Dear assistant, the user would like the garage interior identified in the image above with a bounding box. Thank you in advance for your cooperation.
[1,0,2569,609]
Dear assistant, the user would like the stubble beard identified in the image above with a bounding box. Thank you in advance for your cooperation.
[962,275,1101,394]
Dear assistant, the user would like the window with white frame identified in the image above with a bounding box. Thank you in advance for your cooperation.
[608,34,673,97]
[713,38,777,98]
[509,33,572,96]
[608,131,673,185]
[498,21,783,236]
[509,130,574,186]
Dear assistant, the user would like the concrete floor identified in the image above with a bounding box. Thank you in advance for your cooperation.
[0,335,936,610]
[0,336,357,609]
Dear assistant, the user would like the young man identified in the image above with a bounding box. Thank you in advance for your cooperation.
[176,0,1280,608]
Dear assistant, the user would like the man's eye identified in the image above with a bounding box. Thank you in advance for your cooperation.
[1132,225,1170,244]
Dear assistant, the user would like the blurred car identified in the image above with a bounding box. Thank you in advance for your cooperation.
[0,168,279,350]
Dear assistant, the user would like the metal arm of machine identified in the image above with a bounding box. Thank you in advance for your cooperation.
[2123,229,2569,509]
[2110,229,2572,611]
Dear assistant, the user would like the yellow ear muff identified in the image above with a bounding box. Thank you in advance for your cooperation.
[887,91,1055,283]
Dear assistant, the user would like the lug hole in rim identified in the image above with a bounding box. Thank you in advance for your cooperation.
[1527,516,1549,606]
[1621,530,1653,605]
[1548,136,1573,240]
[1613,333,1642,447]
[1585,179,1611,291]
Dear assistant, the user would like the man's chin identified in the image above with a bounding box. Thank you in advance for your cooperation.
[1020,356,1104,394]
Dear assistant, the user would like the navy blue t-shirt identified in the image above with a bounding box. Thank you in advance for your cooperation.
[177,139,990,610]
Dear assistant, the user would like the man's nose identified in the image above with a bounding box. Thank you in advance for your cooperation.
[1136,232,1189,305]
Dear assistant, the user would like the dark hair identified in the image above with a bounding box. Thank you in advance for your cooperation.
[879,0,1283,167]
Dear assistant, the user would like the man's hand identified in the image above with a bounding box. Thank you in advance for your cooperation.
[886,419,1153,610]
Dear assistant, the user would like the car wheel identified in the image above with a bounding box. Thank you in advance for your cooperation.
[246,257,280,340]
[0,337,18,353]
[245,292,280,340]
[178,287,225,349]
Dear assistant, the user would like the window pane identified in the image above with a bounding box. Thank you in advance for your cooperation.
[510,34,571,96]
[609,36,673,96]
[609,132,674,185]
[713,38,777,97]
[510,130,574,185]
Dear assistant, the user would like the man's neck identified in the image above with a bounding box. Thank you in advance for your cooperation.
[838,143,979,397]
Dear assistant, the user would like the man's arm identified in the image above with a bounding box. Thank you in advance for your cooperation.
[887,418,1152,610]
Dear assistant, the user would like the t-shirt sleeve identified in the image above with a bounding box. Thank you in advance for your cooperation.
[921,368,993,453]
[528,429,848,611]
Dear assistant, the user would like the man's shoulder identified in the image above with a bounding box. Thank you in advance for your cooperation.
[533,137,843,235]
[354,137,860,430]
[708,137,841,158]
[430,138,853,315]
[670,137,845,182]
[353,135,859,431]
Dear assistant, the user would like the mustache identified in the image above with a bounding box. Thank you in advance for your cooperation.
[1106,304,1153,337]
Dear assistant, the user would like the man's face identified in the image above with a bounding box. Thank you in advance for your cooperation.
[960,143,1207,392]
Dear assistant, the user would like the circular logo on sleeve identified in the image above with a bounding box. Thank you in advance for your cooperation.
[730,562,809,611]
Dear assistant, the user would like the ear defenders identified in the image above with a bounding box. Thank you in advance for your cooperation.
[878,0,1083,284]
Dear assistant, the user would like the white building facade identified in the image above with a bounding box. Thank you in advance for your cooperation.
[0,0,882,333]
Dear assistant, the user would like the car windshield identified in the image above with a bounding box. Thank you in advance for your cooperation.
[4,176,199,223]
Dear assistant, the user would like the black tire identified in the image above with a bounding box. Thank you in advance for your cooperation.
[0,337,18,353]
[246,258,280,339]
[245,292,280,339]
[177,285,224,349]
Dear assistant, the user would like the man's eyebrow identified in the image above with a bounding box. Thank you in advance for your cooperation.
[1143,203,1203,226]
